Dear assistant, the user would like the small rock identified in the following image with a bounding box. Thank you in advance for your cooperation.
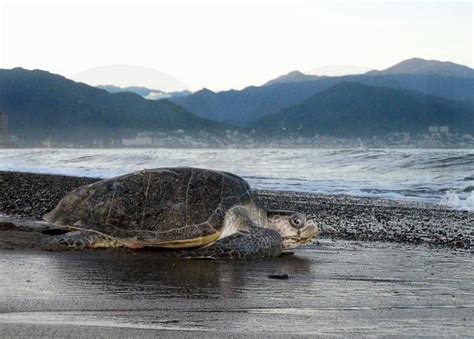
[268,272,289,280]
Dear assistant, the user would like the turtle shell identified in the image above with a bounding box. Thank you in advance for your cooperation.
[44,167,254,248]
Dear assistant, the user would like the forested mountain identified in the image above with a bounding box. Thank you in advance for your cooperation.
[254,82,474,138]
[0,68,223,143]
[172,73,474,126]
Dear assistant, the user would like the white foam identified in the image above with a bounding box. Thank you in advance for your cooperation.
[442,191,474,212]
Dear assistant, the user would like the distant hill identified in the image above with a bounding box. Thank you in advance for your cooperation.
[254,82,474,138]
[264,71,320,86]
[97,85,191,100]
[264,58,474,87]
[264,66,372,86]
[367,58,474,78]
[172,73,474,126]
[0,68,222,143]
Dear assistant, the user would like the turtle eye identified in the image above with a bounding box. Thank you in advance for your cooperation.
[291,217,302,228]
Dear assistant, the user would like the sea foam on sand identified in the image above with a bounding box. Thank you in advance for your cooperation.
[443,191,474,212]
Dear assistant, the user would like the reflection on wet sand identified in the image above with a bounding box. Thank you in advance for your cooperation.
[0,241,472,336]
[46,251,313,300]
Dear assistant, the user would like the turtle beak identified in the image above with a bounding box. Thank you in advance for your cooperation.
[300,218,319,242]
[282,218,319,250]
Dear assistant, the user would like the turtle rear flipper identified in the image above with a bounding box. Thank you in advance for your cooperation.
[39,231,122,251]
[182,225,283,259]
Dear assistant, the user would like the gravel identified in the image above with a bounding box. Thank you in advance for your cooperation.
[0,171,472,251]
[255,190,473,251]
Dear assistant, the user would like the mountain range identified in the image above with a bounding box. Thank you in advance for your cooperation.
[0,68,222,143]
[266,58,474,86]
[255,82,474,138]
[171,58,474,127]
[0,57,472,145]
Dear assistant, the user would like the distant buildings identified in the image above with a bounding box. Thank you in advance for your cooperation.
[0,112,8,145]
[122,131,154,147]
[93,138,103,148]
[429,126,449,134]
[40,139,53,148]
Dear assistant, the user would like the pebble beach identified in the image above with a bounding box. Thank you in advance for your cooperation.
[0,171,472,251]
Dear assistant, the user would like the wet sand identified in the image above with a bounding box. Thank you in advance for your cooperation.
[0,171,473,336]
[1,241,473,337]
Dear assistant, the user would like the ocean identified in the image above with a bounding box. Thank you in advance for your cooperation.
[0,148,473,211]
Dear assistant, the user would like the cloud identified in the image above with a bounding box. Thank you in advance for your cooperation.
[144,92,172,100]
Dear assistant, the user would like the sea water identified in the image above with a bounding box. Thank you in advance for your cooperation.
[0,148,473,211]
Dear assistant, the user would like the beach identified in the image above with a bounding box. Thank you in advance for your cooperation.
[1,171,472,250]
[0,171,473,337]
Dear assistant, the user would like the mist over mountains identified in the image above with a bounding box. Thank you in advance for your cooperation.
[308,65,371,77]
[0,57,472,146]
[97,85,191,100]
[72,65,189,92]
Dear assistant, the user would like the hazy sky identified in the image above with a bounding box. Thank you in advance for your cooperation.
[1,1,472,91]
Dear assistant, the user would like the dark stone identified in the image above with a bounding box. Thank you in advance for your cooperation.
[268,272,289,279]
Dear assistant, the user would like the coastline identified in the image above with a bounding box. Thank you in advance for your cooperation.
[0,171,471,251]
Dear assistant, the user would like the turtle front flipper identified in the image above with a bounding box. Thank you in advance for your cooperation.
[181,226,283,259]
[39,231,123,251]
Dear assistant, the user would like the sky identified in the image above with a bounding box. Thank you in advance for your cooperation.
[0,1,472,91]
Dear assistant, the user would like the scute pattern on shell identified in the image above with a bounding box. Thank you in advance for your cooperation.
[45,168,254,243]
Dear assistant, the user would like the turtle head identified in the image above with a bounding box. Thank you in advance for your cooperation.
[265,210,319,250]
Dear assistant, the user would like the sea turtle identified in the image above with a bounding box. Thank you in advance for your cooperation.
[40,167,319,258]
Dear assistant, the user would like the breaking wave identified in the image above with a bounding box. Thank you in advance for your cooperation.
[442,191,474,212]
